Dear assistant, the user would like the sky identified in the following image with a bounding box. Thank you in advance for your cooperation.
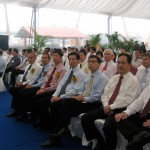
[1,4,150,44]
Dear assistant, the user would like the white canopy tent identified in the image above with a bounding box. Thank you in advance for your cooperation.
[1,0,150,19]
[1,0,150,44]
[1,0,150,36]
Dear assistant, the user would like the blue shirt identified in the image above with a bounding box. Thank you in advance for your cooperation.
[29,62,51,87]
[79,70,108,102]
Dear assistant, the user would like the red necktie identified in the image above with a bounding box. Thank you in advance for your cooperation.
[44,67,56,88]
[109,76,123,105]
[140,98,150,118]
[102,62,107,72]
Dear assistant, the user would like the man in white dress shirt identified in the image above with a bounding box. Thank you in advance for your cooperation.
[132,50,142,68]
[7,51,42,117]
[115,85,150,150]
[81,53,140,150]
[135,53,150,91]
[99,49,117,78]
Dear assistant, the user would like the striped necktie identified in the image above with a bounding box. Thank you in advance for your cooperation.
[22,64,32,82]
[59,70,73,96]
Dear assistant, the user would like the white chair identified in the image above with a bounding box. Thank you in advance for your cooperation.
[0,69,6,92]
[94,119,150,150]
[69,114,90,146]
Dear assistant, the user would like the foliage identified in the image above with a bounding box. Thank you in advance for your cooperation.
[31,30,48,55]
[88,34,101,47]
[104,32,140,53]
[105,32,123,51]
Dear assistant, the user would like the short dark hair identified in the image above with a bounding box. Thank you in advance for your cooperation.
[62,47,67,52]
[52,49,63,57]
[12,48,19,53]
[42,52,50,60]
[88,55,102,63]
[22,49,27,53]
[90,46,96,52]
[45,47,50,52]
[68,52,80,60]
[118,53,132,64]
[7,48,12,52]
[27,48,32,53]
[96,51,103,58]
[141,53,150,59]
[79,50,87,56]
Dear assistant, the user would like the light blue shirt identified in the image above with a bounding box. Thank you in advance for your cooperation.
[0,56,6,73]
[53,66,86,98]
[29,62,51,87]
[79,70,108,102]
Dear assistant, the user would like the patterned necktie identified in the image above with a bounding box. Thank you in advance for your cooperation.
[102,62,107,72]
[109,76,123,105]
[140,98,150,118]
[44,67,56,88]
[59,70,73,96]
[22,64,32,82]
[84,75,94,97]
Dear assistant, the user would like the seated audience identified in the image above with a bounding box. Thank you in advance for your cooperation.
[81,53,140,150]
[40,55,108,147]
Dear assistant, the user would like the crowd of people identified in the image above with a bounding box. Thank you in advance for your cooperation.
[0,44,150,150]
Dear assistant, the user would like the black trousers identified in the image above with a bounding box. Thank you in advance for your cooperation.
[10,69,24,85]
[9,85,26,109]
[33,92,55,127]
[81,107,126,150]
[51,98,102,133]
[0,72,2,77]
[114,113,150,140]
[28,91,55,122]
[16,87,40,112]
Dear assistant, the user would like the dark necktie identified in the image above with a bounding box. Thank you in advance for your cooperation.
[140,98,150,118]
[80,63,82,68]
[22,64,32,82]
[44,67,56,88]
[59,70,73,96]
[109,76,123,105]
[37,67,44,81]
[102,62,107,72]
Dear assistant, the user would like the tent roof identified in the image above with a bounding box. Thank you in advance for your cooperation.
[15,26,87,38]
[1,0,150,19]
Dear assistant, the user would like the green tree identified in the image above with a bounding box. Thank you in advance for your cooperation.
[32,31,48,55]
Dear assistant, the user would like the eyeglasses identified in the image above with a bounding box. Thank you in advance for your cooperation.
[88,60,98,64]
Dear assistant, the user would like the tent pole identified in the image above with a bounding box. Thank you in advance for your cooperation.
[33,7,37,44]
[108,15,111,35]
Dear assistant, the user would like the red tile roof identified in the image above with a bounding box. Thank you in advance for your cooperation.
[16,26,87,38]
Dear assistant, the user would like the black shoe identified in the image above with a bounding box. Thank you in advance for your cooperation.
[6,111,17,117]
[52,128,69,138]
[37,125,49,131]
[15,115,23,121]
[41,137,61,147]
[126,131,150,150]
